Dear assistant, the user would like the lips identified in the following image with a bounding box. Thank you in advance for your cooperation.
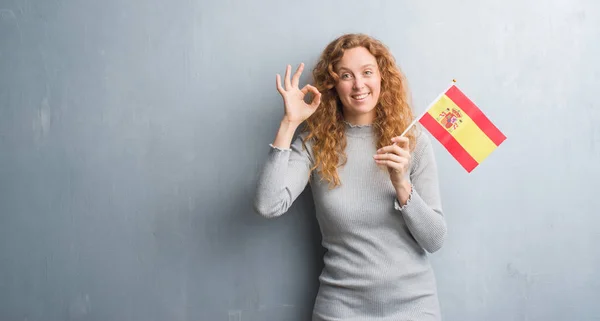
[351,93,370,100]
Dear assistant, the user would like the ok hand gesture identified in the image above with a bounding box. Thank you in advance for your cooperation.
[276,63,322,125]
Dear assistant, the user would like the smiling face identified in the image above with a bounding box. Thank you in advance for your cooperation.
[334,46,382,125]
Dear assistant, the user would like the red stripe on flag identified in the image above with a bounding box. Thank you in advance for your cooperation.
[445,85,506,146]
[419,112,479,172]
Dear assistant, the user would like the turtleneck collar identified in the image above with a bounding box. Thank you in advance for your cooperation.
[343,120,375,138]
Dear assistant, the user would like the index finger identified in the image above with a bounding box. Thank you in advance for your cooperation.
[301,85,322,107]
[377,144,410,158]
[392,136,409,149]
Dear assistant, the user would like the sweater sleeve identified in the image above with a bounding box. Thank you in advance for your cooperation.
[253,134,313,218]
[394,131,447,253]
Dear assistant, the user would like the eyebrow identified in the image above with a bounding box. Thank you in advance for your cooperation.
[337,63,376,71]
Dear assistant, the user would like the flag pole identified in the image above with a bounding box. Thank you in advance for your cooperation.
[399,79,457,137]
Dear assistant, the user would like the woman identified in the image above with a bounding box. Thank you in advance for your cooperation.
[254,33,447,321]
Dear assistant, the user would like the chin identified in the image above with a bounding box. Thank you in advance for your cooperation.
[344,104,377,120]
[352,104,377,114]
[350,99,378,113]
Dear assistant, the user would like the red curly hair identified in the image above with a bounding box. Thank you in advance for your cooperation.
[303,33,418,188]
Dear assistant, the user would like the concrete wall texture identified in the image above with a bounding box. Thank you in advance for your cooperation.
[1,0,599,320]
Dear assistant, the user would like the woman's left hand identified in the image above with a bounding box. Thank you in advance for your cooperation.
[374,136,412,193]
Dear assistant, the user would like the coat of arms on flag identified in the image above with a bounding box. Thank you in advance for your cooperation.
[436,107,463,133]
[402,80,506,172]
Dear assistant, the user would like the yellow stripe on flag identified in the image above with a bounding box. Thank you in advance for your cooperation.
[427,95,498,164]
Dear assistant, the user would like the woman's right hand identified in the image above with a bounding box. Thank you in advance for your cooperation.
[276,63,322,125]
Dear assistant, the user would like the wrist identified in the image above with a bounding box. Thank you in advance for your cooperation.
[281,117,303,128]
[278,119,301,137]
[395,180,412,205]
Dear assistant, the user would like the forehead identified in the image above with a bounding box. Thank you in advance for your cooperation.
[336,47,378,70]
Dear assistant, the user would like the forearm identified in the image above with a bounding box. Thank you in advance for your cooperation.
[394,132,447,253]
[395,189,447,253]
[272,119,302,149]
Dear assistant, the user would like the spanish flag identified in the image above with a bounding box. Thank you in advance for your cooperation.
[416,82,506,172]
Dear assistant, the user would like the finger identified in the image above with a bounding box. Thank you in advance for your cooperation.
[302,85,322,108]
[284,64,292,90]
[300,84,309,95]
[373,152,405,164]
[276,74,284,94]
[300,84,320,97]
[291,63,304,88]
[391,136,410,149]
[374,158,408,172]
[377,144,410,158]
[310,91,322,108]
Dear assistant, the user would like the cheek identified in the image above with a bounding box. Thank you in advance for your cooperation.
[368,80,381,95]
[335,83,353,97]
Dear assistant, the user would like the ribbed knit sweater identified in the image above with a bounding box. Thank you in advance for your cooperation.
[254,121,447,321]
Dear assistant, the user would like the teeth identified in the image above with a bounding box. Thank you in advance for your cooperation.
[353,93,369,99]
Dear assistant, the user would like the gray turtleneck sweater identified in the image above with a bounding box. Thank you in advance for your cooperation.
[254,122,447,321]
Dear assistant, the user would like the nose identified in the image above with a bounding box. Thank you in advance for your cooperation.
[353,77,365,90]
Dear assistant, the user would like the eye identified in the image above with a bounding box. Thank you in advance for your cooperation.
[340,73,352,79]
[364,70,373,76]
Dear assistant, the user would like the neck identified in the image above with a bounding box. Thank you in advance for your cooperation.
[342,110,376,126]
